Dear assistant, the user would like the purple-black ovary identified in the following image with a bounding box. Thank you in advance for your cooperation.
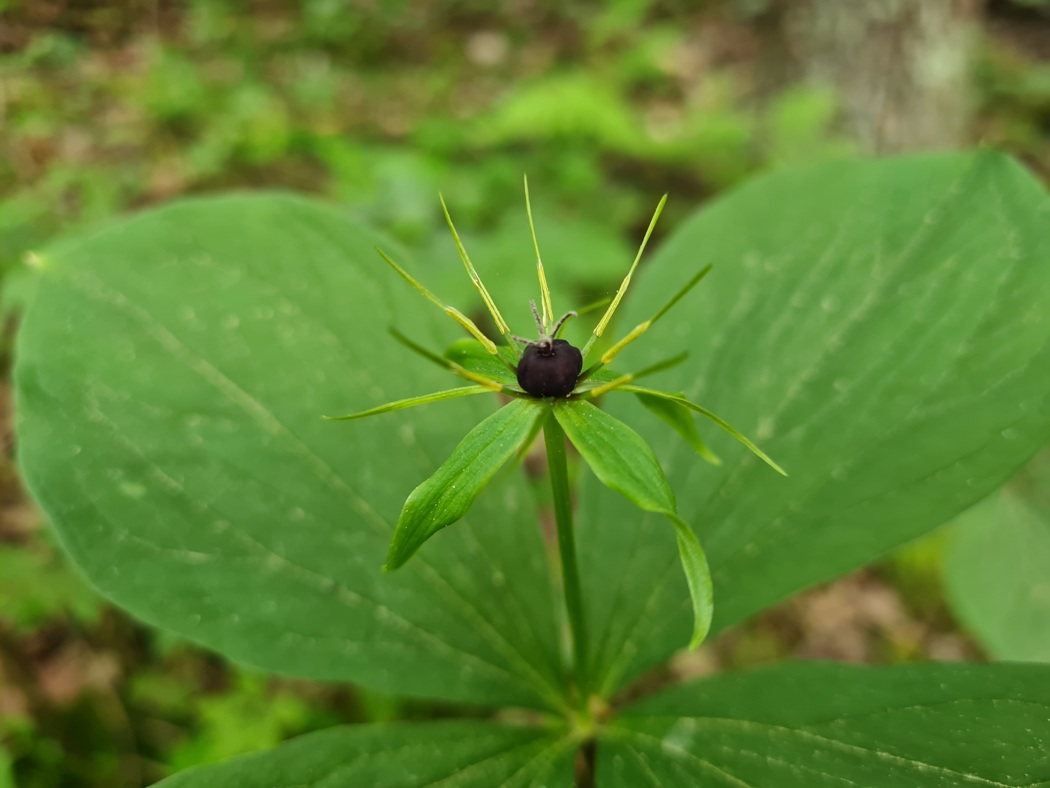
[516,339,584,398]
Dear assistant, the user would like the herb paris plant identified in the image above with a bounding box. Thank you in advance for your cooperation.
[328,179,786,660]
[15,150,1050,786]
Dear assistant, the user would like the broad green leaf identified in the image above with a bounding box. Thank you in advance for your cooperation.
[943,451,1050,662]
[324,384,491,421]
[386,398,545,570]
[553,400,712,649]
[600,662,1050,786]
[635,391,721,466]
[578,151,1050,696]
[15,194,566,711]
[157,720,576,787]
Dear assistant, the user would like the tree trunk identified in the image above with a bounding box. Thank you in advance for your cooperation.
[783,0,981,153]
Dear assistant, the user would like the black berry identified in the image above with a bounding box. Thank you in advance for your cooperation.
[516,339,583,398]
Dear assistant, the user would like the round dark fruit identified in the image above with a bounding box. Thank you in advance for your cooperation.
[516,339,583,398]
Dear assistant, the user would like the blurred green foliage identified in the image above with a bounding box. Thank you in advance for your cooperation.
[976,38,1050,174]
[0,0,855,305]
[135,672,313,771]
[0,538,102,630]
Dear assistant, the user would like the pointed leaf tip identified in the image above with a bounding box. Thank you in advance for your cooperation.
[668,513,714,649]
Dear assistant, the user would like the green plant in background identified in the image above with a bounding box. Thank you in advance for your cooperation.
[0,535,102,631]
[942,449,1050,662]
[161,673,313,772]
[14,149,1050,785]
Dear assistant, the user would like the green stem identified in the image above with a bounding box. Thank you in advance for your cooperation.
[543,408,589,713]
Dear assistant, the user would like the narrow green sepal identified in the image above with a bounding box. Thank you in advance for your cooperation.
[553,400,676,513]
[439,194,516,350]
[620,385,786,476]
[375,247,499,354]
[583,194,668,358]
[384,399,546,570]
[553,399,713,647]
[635,391,721,466]
[325,385,491,421]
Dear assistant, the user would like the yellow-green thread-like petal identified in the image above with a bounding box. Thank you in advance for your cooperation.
[601,321,651,365]
[579,265,711,384]
[439,194,514,342]
[377,247,445,309]
[376,247,500,356]
[587,374,634,398]
[524,175,555,330]
[583,194,667,357]
[445,307,499,355]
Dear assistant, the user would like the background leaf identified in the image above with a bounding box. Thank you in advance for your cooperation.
[157,720,575,787]
[943,449,1050,662]
[577,151,1050,696]
[600,661,1050,786]
[15,194,566,710]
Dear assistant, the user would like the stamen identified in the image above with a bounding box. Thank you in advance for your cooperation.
[439,194,517,355]
[524,175,555,329]
[577,265,711,384]
[376,247,499,356]
[582,194,667,358]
